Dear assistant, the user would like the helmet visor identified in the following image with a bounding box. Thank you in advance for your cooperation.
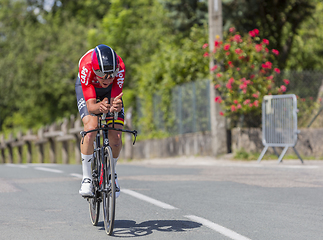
[93,68,119,79]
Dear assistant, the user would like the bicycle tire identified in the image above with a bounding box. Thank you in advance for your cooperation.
[88,149,100,226]
[102,146,116,235]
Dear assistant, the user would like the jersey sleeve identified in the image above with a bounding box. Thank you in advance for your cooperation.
[78,49,96,101]
[111,55,125,98]
[82,84,96,101]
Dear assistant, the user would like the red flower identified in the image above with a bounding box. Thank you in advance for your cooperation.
[262,61,272,69]
[235,48,243,54]
[255,44,262,52]
[226,52,230,56]
[262,39,269,45]
[224,44,231,51]
[283,79,290,85]
[252,93,259,98]
[254,100,259,107]
[233,34,242,43]
[272,49,279,55]
[203,52,209,57]
[219,111,224,116]
[214,84,221,89]
[237,104,242,109]
[210,65,218,71]
[234,100,239,104]
[243,99,251,105]
[214,40,221,48]
[231,105,236,112]
[202,43,208,49]
[274,68,280,74]
[249,29,259,37]
[215,96,222,103]
[226,82,232,89]
[249,30,256,37]
[229,27,235,33]
[280,85,287,92]
[216,73,222,78]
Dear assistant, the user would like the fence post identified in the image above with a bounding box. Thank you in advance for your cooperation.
[48,123,57,163]
[61,118,69,164]
[36,128,46,163]
[16,131,23,163]
[7,133,13,163]
[0,134,5,163]
[23,129,37,163]
[56,118,75,164]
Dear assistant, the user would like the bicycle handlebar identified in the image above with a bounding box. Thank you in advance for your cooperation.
[80,127,137,145]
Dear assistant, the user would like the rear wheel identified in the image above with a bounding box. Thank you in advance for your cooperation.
[102,146,116,235]
[89,151,100,226]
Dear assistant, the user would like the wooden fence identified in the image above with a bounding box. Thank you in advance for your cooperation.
[0,108,135,164]
[0,115,84,164]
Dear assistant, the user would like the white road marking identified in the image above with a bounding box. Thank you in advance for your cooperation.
[34,167,63,173]
[70,173,83,179]
[122,189,177,210]
[6,164,28,168]
[185,215,251,240]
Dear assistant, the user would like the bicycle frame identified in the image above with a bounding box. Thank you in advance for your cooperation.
[80,112,137,235]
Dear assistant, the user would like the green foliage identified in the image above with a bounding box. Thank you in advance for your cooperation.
[222,0,316,69]
[207,27,289,128]
[286,0,323,70]
[0,1,88,130]
[160,0,208,35]
[136,25,209,135]
[297,96,321,127]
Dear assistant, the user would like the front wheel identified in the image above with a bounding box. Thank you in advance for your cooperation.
[102,146,116,235]
[89,152,100,226]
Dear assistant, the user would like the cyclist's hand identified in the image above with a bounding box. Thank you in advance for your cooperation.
[99,97,110,114]
[110,92,123,113]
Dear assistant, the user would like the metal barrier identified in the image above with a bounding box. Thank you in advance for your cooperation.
[257,94,303,163]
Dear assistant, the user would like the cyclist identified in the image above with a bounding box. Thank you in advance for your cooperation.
[75,44,125,197]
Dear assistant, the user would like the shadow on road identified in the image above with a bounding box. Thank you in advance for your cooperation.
[97,219,202,237]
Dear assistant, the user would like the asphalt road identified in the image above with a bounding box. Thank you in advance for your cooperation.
[1,157,323,240]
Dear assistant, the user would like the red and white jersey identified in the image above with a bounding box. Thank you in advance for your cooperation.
[78,49,125,101]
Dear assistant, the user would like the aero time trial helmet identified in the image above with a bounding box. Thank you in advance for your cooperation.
[91,44,119,78]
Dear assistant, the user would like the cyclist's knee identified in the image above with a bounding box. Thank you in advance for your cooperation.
[82,116,98,141]
[109,132,122,148]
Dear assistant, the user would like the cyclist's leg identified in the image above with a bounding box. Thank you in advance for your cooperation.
[108,124,123,159]
[75,77,98,195]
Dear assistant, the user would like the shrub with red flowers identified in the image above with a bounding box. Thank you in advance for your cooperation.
[203,27,290,128]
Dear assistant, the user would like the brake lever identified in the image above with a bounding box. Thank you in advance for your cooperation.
[132,130,138,145]
[80,131,86,144]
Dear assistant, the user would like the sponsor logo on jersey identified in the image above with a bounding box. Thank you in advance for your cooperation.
[116,69,124,88]
[80,66,89,85]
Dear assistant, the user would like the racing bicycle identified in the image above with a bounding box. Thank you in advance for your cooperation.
[80,112,137,235]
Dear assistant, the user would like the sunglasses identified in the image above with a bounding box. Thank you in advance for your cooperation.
[93,68,119,79]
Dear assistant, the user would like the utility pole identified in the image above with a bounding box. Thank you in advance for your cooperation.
[208,0,227,156]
